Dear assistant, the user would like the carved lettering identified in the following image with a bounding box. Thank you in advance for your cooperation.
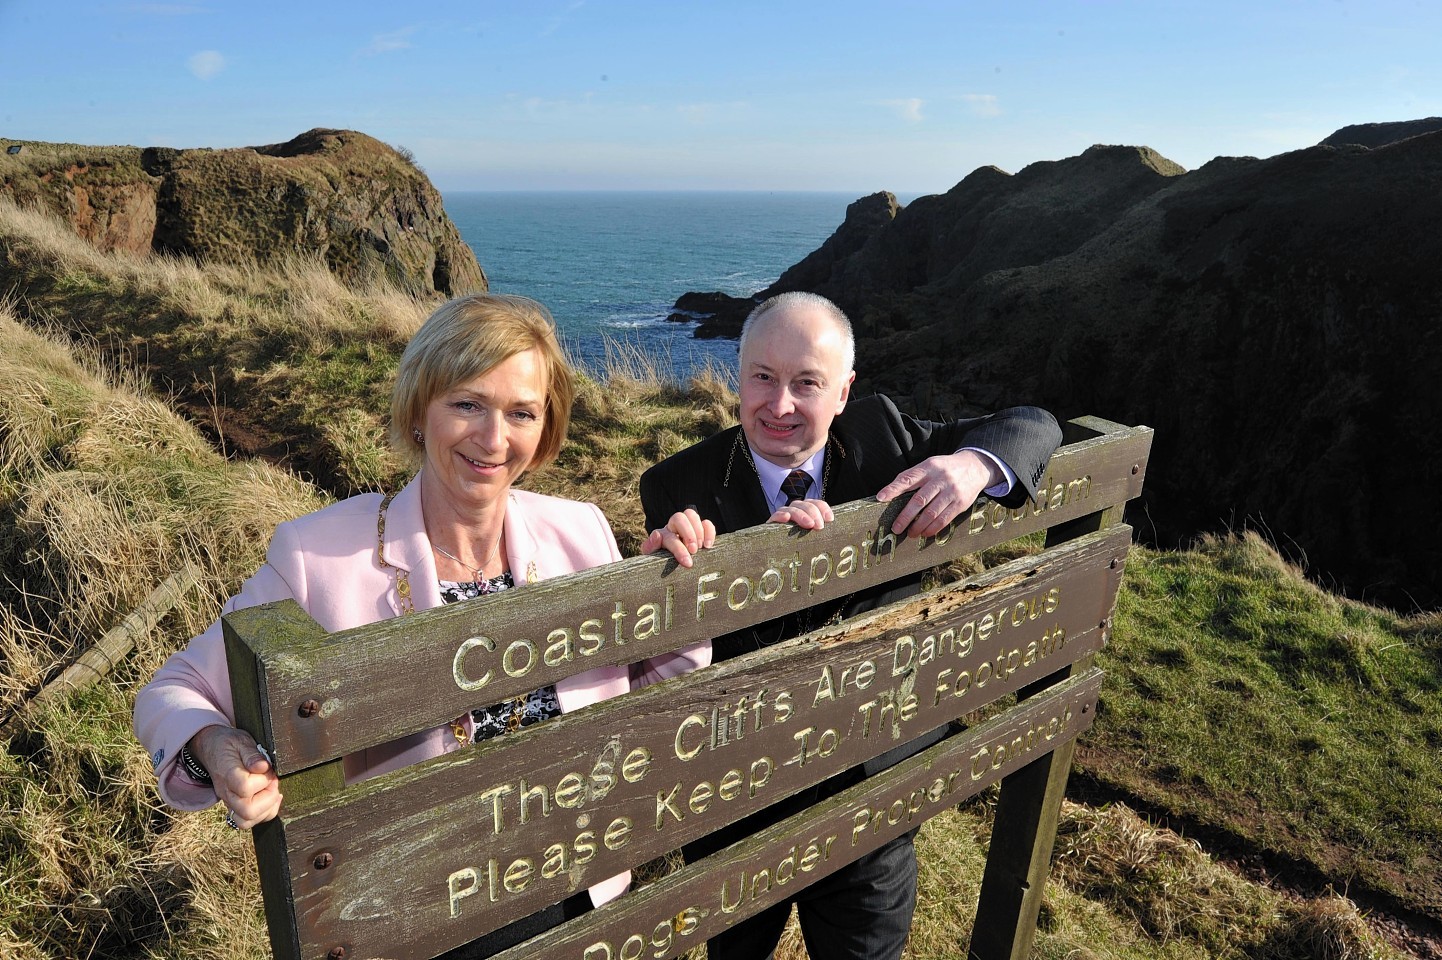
[582,906,701,960]
[696,573,721,620]
[452,635,495,691]
[720,835,838,913]
[970,705,1073,780]
[808,553,831,594]
[654,757,776,829]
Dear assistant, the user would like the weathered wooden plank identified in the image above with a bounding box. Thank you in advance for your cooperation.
[34,562,199,704]
[485,670,1104,960]
[227,420,1153,775]
[2,563,199,739]
[967,735,1082,960]
[272,528,1130,960]
[224,601,313,960]
[968,420,1135,960]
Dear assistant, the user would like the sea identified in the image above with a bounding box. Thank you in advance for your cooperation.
[444,191,861,384]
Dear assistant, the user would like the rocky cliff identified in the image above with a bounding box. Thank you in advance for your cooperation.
[673,121,1442,610]
[1321,116,1442,149]
[0,129,484,297]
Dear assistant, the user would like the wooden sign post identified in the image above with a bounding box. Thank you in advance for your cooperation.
[224,416,1152,960]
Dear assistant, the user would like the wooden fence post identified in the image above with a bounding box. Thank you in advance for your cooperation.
[968,417,1143,960]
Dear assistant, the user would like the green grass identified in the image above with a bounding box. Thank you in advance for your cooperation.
[1086,532,1442,916]
[0,198,1427,960]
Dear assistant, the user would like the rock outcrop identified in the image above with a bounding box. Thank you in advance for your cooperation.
[667,192,905,338]
[671,146,1184,336]
[0,129,484,297]
[674,125,1442,611]
[1321,117,1442,149]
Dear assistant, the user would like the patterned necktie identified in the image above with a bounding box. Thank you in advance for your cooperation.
[780,469,812,504]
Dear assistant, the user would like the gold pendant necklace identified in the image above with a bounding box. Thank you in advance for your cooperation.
[431,537,502,586]
[377,491,524,743]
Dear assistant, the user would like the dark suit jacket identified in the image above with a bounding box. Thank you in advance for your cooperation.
[641,394,1061,775]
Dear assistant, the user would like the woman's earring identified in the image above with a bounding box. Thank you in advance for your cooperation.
[413,428,425,445]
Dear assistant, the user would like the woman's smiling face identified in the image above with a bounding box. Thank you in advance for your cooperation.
[419,348,547,514]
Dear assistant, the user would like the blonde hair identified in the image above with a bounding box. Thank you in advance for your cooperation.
[389,293,576,472]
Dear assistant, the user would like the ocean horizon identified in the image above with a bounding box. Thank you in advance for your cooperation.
[444,190,871,383]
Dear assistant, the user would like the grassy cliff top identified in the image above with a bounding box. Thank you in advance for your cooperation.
[0,200,1432,960]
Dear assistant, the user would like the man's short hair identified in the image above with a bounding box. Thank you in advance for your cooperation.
[389,293,575,472]
[740,292,856,373]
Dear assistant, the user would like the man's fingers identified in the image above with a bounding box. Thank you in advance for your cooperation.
[876,469,923,503]
[657,528,697,567]
[892,486,958,537]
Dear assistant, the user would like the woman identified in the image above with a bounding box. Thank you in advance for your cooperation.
[133,293,711,955]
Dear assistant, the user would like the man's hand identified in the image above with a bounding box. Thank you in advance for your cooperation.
[877,450,1001,538]
[641,508,717,567]
[190,724,282,828]
[768,498,834,530]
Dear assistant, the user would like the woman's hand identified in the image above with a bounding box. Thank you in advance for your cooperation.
[641,508,717,568]
[190,724,283,828]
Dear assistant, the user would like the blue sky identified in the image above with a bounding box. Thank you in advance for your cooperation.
[1,1,1437,193]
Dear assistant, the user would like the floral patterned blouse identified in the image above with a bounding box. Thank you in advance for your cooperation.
[439,573,562,743]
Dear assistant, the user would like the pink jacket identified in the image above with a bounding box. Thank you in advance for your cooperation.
[133,475,709,907]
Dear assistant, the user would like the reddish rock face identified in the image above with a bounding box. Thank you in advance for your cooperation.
[69,178,159,255]
[1,129,485,298]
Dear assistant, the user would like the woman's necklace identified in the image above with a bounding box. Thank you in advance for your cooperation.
[432,537,502,586]
[377,492,535,740]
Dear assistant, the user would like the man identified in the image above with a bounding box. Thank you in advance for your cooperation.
[638,291,1061,960]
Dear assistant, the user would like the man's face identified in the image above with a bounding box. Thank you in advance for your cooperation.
[738,304,855,469]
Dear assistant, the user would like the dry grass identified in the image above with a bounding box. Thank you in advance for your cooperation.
[1047,801,1399,960]
[1,196,430,497]
[0,305,320,959]
[3,687,270,960]
[0,199,1422,960]
[747,798,1405,960]
[0,306,326,709]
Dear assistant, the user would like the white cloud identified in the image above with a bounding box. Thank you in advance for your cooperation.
[360,27,418,56]
[878,98,925,123]
[543,0,587,36]
[961,94,1001,118]
[187,50,225,80]
[676,101,750,125]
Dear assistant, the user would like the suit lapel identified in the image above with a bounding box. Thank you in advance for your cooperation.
[502,491,542,584]
[382,476,444,613]
[714,428,771,534]
[713,429,872,532]
[822,430,868,505]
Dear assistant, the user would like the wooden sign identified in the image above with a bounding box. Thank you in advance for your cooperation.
[223,416,1154,960]
[487,670,1104,960]
[224,421,1152,776]
[265,528,1128,959]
